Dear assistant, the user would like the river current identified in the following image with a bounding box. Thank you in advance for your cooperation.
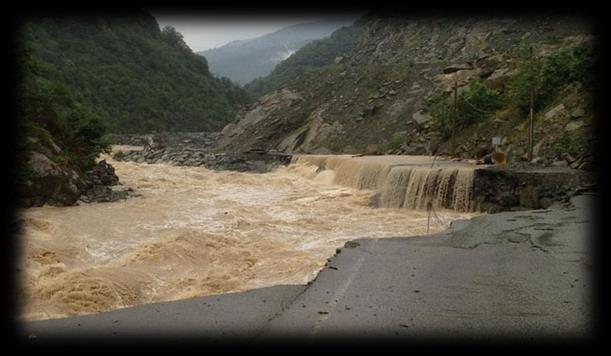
[19,147,477,320]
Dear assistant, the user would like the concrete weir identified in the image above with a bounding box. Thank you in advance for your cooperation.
[293,155,477,212]
[112,145,593,213]
[292,154,594,213]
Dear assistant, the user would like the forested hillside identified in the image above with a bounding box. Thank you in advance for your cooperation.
[15,10,250,207]
[20,10,250,133]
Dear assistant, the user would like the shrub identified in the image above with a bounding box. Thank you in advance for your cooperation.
[386,133,403,151]
[427,93,452,140]
[18,51,110,173]
[427,79,502,139]
[552,131,594,159]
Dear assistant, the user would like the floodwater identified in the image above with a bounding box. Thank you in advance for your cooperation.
[18,147,478,320]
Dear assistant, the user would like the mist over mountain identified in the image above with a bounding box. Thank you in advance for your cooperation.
[245,20,365,98]
[198,16,359,85]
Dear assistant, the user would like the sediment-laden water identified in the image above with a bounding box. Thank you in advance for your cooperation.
[19,148,477,321]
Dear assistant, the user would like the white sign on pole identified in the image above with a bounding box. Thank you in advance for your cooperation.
[492,137,501,146]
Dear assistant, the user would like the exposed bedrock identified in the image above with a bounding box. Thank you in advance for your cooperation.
[17,138,133,207]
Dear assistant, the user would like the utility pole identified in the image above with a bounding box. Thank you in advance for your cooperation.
[452,80,458,157]
[528,84,534,161]
[527,45,535,162]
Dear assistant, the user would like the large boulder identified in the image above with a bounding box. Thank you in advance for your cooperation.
[443,63,474,74]
[86,160,119,187]
[544,104,566,120]
[565,120,584,131]
[412,110,433,125]
[485,67,519,89]
[20,151,84,206]
[79,160,135,203]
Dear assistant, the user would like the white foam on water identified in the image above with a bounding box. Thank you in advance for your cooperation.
[294,155,476,212]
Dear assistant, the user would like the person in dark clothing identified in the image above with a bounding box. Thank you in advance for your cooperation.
[476,151,506,165]
[477,153,494,165]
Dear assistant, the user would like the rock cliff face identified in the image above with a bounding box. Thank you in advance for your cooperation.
[17,137,86,207]
[218,14,595,165]
[17,136,131,207]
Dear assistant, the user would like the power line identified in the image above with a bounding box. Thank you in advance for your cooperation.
[460,94,498,115]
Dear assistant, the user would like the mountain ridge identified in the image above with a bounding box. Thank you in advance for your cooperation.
[198,16,359,85]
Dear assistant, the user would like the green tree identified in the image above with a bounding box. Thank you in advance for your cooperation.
[457,79,502,126]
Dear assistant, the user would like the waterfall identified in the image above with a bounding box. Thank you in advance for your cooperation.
[292,155,476,212]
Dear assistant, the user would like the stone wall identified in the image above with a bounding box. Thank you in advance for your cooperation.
[472,167,596,212]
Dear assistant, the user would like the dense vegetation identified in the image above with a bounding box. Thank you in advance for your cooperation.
[20,11,250,133]
[429,80,503,140]
[16,46,109,178]
[244,22,364,98]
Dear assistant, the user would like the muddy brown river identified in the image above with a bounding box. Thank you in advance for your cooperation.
[18,148,478,320]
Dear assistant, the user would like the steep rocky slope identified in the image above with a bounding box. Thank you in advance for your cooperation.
[218,14,596,167]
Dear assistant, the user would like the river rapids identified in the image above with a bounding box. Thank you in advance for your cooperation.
[18,147,478,320]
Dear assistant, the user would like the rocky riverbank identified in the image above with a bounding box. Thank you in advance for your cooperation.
[83,132,601,211]
[107,132,292,173]
[77,160,138,204]
[17,137,135,208]
[102,132,220,150]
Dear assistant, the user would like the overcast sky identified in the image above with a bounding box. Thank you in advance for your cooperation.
[151,13,341,52]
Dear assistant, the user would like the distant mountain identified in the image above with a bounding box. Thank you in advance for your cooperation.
[198,17,358,85]
[245,21,365,98]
